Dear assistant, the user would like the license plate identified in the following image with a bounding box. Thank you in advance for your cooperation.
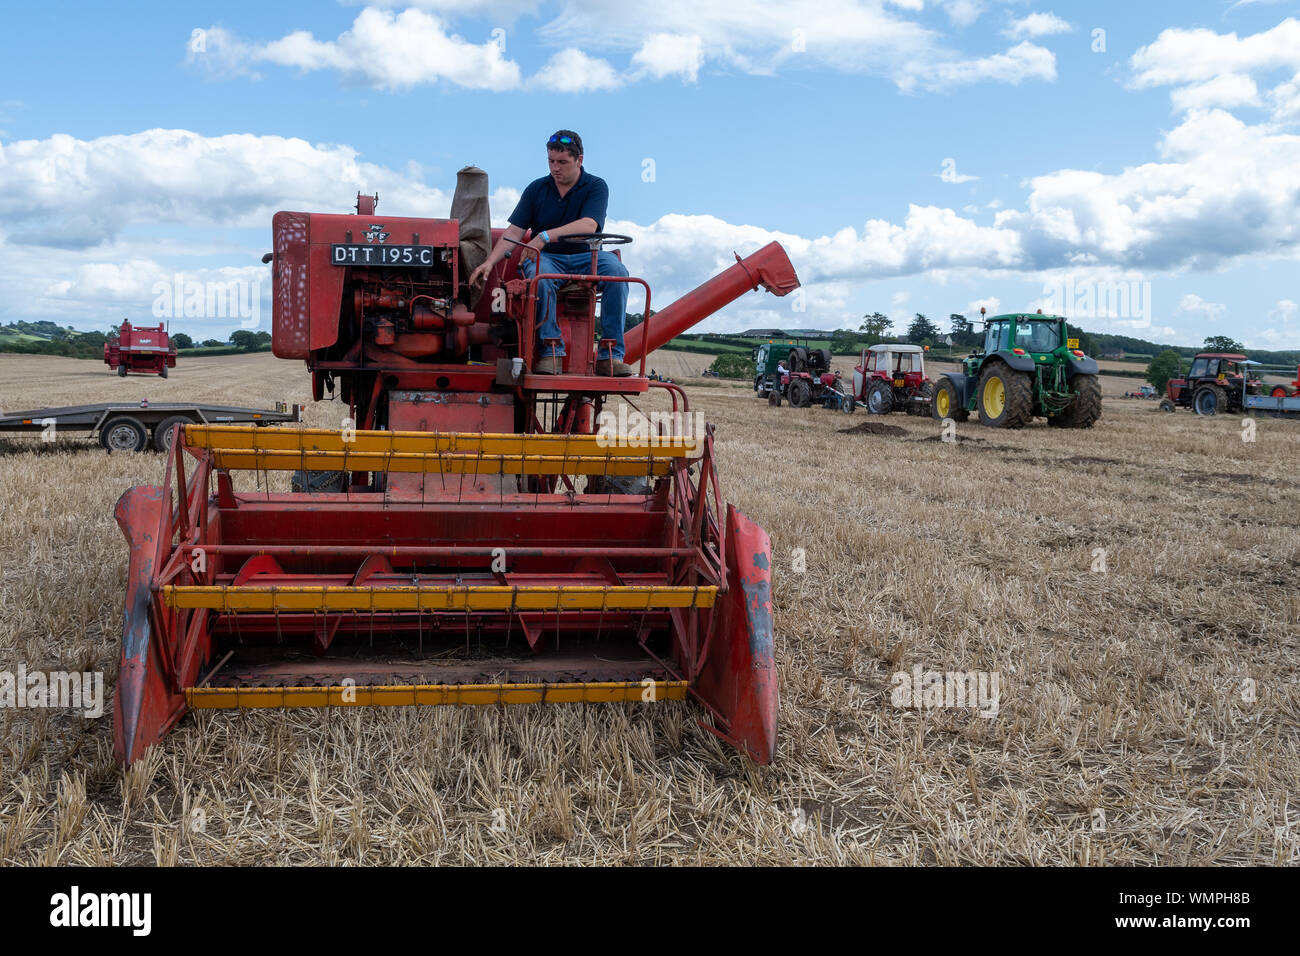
[331,244,437,267]
[894,379,904,387]
[1067,338,1079,349]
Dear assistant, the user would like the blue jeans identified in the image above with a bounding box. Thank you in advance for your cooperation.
[516,251,629,359]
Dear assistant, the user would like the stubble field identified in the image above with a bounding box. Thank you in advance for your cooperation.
[0,352,1297,865]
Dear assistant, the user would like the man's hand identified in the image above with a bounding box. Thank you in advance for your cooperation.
[468,261,492,287]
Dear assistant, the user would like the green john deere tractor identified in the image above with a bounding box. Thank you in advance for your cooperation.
[931,311,1101,429]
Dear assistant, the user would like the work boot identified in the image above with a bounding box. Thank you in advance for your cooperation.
[534,355,563,375]
[595,358,634,377]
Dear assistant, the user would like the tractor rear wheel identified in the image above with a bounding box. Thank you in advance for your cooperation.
[788,348,808,373]
[932,377,968,422]
[977,363,1032,428]
[788,378,812,408]
[1047,374,1102,428]
[811,348,832,371]
[1193,384,1226,416]
[911,381,935,416]
[866,379,894,415]
[1271,385,1290,398]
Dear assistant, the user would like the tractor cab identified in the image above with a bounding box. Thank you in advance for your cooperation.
[974,312,1077,365]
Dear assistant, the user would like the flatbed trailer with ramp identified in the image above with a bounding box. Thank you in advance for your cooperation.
[0,400,304,452]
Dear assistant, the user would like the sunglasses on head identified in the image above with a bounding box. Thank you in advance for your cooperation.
[548,134,577,145]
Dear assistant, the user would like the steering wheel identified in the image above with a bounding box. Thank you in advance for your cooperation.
[563,233,633,249]
[504,232,632,250]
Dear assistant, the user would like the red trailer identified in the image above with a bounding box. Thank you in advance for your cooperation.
[104,320,178,378]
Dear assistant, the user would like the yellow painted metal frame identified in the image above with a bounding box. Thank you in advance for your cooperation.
[163,583,717,612]
[186,680,689,708]
[185,425,702,459]
[207,449,676,476]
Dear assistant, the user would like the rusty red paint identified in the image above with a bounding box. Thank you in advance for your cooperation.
[111,198,800,767]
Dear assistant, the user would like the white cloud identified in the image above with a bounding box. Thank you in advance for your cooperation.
[1176,293,1228,322]
[197,8,522,90]
[993,108,1300,271]
[1268,298,1297,323]
[892,290,911,305]
[1266,71,1300,121]
[1130,19,1300,90]
[200,2,1059,95]
[532,48,622,91]
[631,34,704,82]
[900,42,1056,93]
[0,129,518,247]
[1004,12,1072,40]
[1170,73,1260,112]
[943,1,985,29]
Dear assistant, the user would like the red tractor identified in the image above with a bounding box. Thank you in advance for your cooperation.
[1159,352,1261,415]
[766,345,854,411]
[104,320,178,378]
[851,344,933,415]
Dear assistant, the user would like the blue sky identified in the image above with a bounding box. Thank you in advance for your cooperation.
[1,0,1298,348]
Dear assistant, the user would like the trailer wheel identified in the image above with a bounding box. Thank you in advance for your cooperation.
[117,364,127,378]
[1158,399,1176,412]
[840,394,855,415]
[100,416,148,453]
[768,391,782,407]
[160,364,168,379]
[152,416,193,453]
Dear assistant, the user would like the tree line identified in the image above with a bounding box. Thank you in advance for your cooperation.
[0,322,273,358]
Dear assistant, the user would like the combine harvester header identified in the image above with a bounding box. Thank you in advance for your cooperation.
[113,168,800,767]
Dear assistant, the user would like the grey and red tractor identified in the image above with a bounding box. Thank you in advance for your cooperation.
[851,344,934,415]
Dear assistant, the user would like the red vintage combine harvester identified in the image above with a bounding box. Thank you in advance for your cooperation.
[113,170,800,767]
[103,320,177,377]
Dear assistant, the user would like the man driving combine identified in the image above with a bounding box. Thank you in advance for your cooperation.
[469,130,632,376]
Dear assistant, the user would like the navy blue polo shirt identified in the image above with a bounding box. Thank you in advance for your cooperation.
[507,169,608,256]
